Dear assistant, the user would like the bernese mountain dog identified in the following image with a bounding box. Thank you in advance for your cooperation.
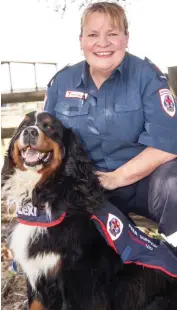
[1,111,177,310]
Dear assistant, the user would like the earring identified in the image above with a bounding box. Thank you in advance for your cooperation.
[81,49,84,56]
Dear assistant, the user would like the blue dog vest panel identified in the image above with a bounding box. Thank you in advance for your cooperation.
[16,201,177,278]
[17,202,66,227]
[92,201,177,278]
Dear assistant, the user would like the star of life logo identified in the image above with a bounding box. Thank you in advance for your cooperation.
[159,89,176,117]
[17,202,37,217]
[107,213,123,241]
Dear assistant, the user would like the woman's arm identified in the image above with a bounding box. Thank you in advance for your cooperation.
[96,147,177,190]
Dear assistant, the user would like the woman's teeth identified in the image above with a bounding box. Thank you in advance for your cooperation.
[94,52,113,56]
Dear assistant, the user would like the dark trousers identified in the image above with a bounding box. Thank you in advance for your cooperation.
[106,159,177,237]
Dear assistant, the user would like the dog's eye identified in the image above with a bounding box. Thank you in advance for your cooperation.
[43,123,52,129]
[43,123,55,133]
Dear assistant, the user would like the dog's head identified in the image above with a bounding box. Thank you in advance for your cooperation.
[2,111,103,212]
[9,111,65,178]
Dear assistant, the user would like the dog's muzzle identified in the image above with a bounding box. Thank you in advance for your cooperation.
[22,126,39,146]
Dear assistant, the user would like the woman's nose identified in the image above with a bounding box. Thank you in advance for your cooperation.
[96,35,110,47]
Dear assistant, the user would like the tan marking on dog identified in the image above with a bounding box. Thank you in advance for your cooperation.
[29,300,44,310]
[13,140,27,171]
[37,141,62,184]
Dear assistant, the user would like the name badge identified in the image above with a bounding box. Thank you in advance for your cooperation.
[65,91,88,99]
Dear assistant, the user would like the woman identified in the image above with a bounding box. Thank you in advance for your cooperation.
[44,2,177,250]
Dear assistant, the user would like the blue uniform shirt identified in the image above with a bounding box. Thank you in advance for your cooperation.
[44,53,177,172]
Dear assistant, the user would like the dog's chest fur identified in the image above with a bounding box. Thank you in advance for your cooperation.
[4,170,60,289]
[10,224,60,289]
[2,169,41,209]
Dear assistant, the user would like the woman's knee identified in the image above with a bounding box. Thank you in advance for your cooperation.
[148,159,177,218]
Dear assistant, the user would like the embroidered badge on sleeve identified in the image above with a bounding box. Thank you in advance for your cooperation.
[159,88,176,117]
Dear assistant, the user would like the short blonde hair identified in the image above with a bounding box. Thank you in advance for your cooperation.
[80,1,128,35]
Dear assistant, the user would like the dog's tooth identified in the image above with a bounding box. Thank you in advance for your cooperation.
[43,153,50,162]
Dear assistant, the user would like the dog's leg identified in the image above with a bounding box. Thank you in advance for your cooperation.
[26,280,45,310]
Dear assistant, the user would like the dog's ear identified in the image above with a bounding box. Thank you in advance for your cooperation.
[1,114,31,186]
[1,153,15,187]
[62,129,103,212]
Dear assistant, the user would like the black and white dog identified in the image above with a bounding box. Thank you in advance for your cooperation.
[1,111,177,310]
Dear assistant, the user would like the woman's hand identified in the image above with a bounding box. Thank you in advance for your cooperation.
[96,171,119,190]
[96,147,177,190]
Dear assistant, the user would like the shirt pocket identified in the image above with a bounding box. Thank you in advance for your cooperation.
[54,99,89,130]
[54,99,89,116]
[112,101,144,143]
[114,101,142,112]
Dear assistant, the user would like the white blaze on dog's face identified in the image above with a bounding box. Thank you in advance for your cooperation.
[10,111,65,184]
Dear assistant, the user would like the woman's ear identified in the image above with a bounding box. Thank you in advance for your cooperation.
[79,34,83,50]
[125,32,129,48]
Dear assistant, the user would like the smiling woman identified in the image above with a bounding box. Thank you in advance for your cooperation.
[44,1,177,255]
[79,2,129,87]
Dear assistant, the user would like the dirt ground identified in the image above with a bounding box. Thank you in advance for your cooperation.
[1,213,159,310]
[1,218,27,310]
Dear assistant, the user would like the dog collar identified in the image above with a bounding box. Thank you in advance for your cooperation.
[17,201,66,228]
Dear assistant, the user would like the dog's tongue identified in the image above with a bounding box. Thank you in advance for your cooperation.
[25,149,39,162]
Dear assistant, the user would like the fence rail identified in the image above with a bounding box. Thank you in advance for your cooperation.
[1,60,58,103]
[2,89,45,104]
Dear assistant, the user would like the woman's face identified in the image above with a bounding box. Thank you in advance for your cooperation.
[80,12,129,74]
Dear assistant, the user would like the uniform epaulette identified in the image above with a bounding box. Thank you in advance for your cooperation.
[47,64,70,87]
[144,57,167,80]
[144,57,164,75]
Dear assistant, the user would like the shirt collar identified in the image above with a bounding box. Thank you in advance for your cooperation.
[115,53,127,75]
[76,61,89,88]
[75,52,128,88]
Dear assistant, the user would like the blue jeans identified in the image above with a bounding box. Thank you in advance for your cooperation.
[106,159,177,237]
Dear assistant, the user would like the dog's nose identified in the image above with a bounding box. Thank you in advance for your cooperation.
[23,127,39,139]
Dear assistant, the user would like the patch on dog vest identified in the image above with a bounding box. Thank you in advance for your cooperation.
[107,214,123,240]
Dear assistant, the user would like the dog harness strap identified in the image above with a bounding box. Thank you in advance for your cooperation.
[91,201,177,278]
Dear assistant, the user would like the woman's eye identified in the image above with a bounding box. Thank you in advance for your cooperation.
[109,33,118,36]
[88,33,97,37]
